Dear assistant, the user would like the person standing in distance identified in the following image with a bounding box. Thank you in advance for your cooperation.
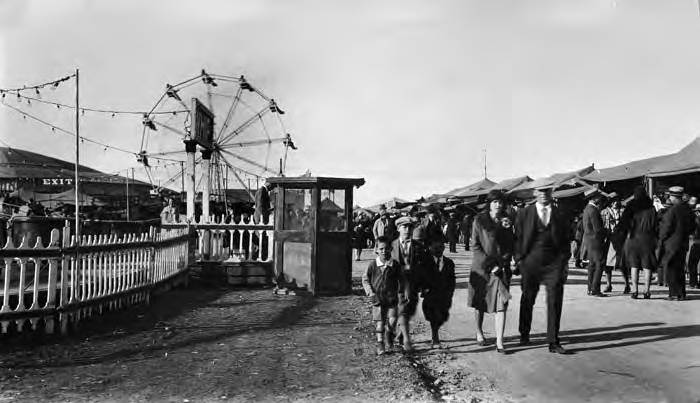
[514,185,572,354]
[581,190,607,297]
[658,186,695,301]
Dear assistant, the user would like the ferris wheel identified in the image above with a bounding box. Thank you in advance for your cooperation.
[137,70,296,202]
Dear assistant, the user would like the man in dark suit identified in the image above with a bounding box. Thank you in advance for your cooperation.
[658,186,695,300]
[514,186,571,354]
[581,191,607,297]
[254,181,272,224]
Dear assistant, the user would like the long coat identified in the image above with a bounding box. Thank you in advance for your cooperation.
[581,203,605,262]
[658,202,695,267]
[468,212,514,312]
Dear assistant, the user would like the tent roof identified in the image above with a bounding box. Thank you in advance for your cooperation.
[366,197,410,213]
[446,178,497,197]
[583,137,700,182]
[478,176,533,195]
[0,146,151,187]
[509,166,595,197]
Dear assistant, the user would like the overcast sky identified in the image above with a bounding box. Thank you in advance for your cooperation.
[2,0,700,206]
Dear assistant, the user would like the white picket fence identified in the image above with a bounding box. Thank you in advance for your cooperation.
[163,214,274,264]
[0,225,193,335]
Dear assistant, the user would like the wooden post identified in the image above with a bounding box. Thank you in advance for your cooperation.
[201,149,212,222]
[647,176,654,198]
[184,140,197,221]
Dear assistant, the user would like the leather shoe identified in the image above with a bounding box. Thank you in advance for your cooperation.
[518,336,530,346]
[591,292,607,297]
[496,346,507,354]
[603,285,612,293]
[623,285,631,294]
[548,343,569,354]
[666,296,680,301]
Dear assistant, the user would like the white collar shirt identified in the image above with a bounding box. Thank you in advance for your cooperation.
[375,257,390,271]
[535,203,551,226]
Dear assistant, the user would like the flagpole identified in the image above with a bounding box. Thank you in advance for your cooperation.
[74,68,80,245]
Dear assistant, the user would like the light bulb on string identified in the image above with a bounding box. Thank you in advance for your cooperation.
[56,104,60,109]
[51,127,55,133]
[81,109,85,116]
[51,81,59,90]
[111,113,116,118]
[16,92,21,101]
[35,88,41,98]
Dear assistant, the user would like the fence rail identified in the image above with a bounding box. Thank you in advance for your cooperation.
[0,225,193,335]
[163,213,274,264]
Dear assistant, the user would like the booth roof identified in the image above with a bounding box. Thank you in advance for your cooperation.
[583,137,700,182]
[365,197,410,213]
[509,165,595,195]
[445,178,497,197]
[0,146,152,187]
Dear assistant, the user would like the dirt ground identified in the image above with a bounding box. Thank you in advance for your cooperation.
[6,245,693,403]
[0,278,445,402]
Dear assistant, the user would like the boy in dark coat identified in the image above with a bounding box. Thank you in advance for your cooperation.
[422,238,456,349]
[362,236,407,355]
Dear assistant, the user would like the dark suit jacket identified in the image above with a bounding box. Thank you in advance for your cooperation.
[659,202,695,264]
[391,238,421,267]
[581,203,605,262]
[423,256,456,304]
[514,203,571,267]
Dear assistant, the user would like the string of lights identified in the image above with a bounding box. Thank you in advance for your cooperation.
[0,100,184,164]
[0,74,75,93]
[2,91,188,116]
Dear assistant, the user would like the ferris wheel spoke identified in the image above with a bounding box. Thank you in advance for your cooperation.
[217,153,263,180]
[226,164,255,201]
[219,148,276,175]
[216,86,243,144]
[218,137,287,148]
[218,105,271,144]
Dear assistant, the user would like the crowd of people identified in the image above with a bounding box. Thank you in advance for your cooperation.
[360,184,700,356]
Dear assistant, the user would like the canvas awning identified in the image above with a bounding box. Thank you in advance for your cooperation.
[445,178,497,197]
[509,166,595,198]
[583,137,700,182]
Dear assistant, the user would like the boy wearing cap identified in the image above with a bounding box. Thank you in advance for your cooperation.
[362,236,406,355]
[391,216,428,351]
[658,186,695,300]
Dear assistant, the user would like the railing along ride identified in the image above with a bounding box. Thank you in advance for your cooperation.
[162,214,274,264]
[0,224,193,335]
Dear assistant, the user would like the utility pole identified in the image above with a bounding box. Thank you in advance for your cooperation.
[74,68,80,245]
[483,148,487,179]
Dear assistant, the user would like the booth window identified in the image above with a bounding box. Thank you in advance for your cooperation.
[283,188,312,230]
[319,189,346,232]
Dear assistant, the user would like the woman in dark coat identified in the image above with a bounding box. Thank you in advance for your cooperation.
[468,190,514,353]
[620,186,657,299]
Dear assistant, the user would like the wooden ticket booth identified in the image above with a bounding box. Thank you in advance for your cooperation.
[268,176,365,296]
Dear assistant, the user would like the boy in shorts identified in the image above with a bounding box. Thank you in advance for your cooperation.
[362,235,406,355]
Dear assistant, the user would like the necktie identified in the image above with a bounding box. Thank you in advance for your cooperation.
[541,207,549,226]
